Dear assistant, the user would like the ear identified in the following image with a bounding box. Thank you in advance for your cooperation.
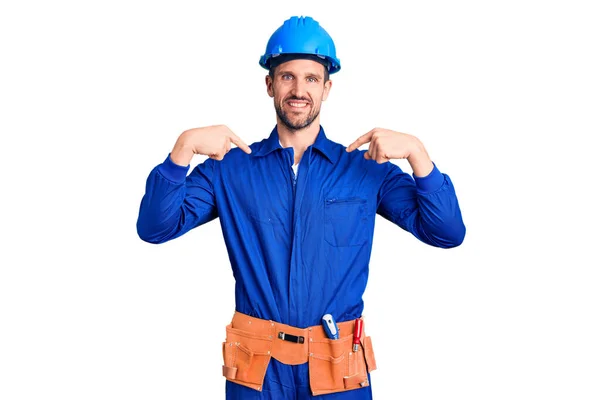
[265,75,274,98]
[322,79,333,101]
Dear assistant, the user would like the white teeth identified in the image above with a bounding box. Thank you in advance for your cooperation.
[289,102,307,107]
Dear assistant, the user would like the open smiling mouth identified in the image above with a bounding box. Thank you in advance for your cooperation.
[286,100,311,110]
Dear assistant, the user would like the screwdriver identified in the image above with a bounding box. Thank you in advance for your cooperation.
[352,318,363,352]
[322,314,339,340]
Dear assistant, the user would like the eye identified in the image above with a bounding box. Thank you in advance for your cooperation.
[307,77,318,83]
[282,74,293,80]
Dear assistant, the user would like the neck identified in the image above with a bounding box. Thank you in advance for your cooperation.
[277,120,321,165]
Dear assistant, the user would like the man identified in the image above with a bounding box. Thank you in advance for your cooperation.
[137,15,465,399]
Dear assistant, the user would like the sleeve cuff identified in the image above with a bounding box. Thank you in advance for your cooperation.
[413,162,444,193]
[157,153,190,183]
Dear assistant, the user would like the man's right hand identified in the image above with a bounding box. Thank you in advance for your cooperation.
[169,125,252,166]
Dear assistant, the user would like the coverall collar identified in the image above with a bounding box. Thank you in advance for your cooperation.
[253,125,338,164]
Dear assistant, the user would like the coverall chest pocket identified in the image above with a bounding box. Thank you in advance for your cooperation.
[247,208,286,241]
[323,189,368,247]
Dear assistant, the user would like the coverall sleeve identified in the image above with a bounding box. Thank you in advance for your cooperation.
[136,154,218,244]
[376,162,466,248]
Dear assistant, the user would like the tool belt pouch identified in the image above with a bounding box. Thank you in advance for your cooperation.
[222,324,273,392]
[308,334,377,396]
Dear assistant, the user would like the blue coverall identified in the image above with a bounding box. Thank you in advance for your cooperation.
[137,126,466,399]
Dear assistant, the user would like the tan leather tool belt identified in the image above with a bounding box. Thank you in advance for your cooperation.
[221,311,377,396]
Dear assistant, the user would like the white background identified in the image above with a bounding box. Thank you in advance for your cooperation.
[1,0,599,399]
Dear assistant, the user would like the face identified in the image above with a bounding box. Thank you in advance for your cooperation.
[266,59,332,131]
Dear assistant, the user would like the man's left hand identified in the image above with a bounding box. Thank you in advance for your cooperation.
[346,128,434,177]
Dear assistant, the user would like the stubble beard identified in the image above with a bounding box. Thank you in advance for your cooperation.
[275,100,320,132]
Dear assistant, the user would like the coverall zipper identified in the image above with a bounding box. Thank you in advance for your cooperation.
[325,198,365,205]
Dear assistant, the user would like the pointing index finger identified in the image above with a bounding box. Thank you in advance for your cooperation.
[229,133,252,154]
[346,129,375,152]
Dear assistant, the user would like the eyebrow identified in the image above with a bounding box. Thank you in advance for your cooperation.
[278,70,323,79]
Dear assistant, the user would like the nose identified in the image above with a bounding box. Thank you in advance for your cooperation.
[291,79,308,99]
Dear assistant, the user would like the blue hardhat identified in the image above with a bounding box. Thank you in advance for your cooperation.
[259,16,341,74]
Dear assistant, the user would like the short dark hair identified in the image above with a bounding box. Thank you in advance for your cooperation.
[267,54,330,82]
